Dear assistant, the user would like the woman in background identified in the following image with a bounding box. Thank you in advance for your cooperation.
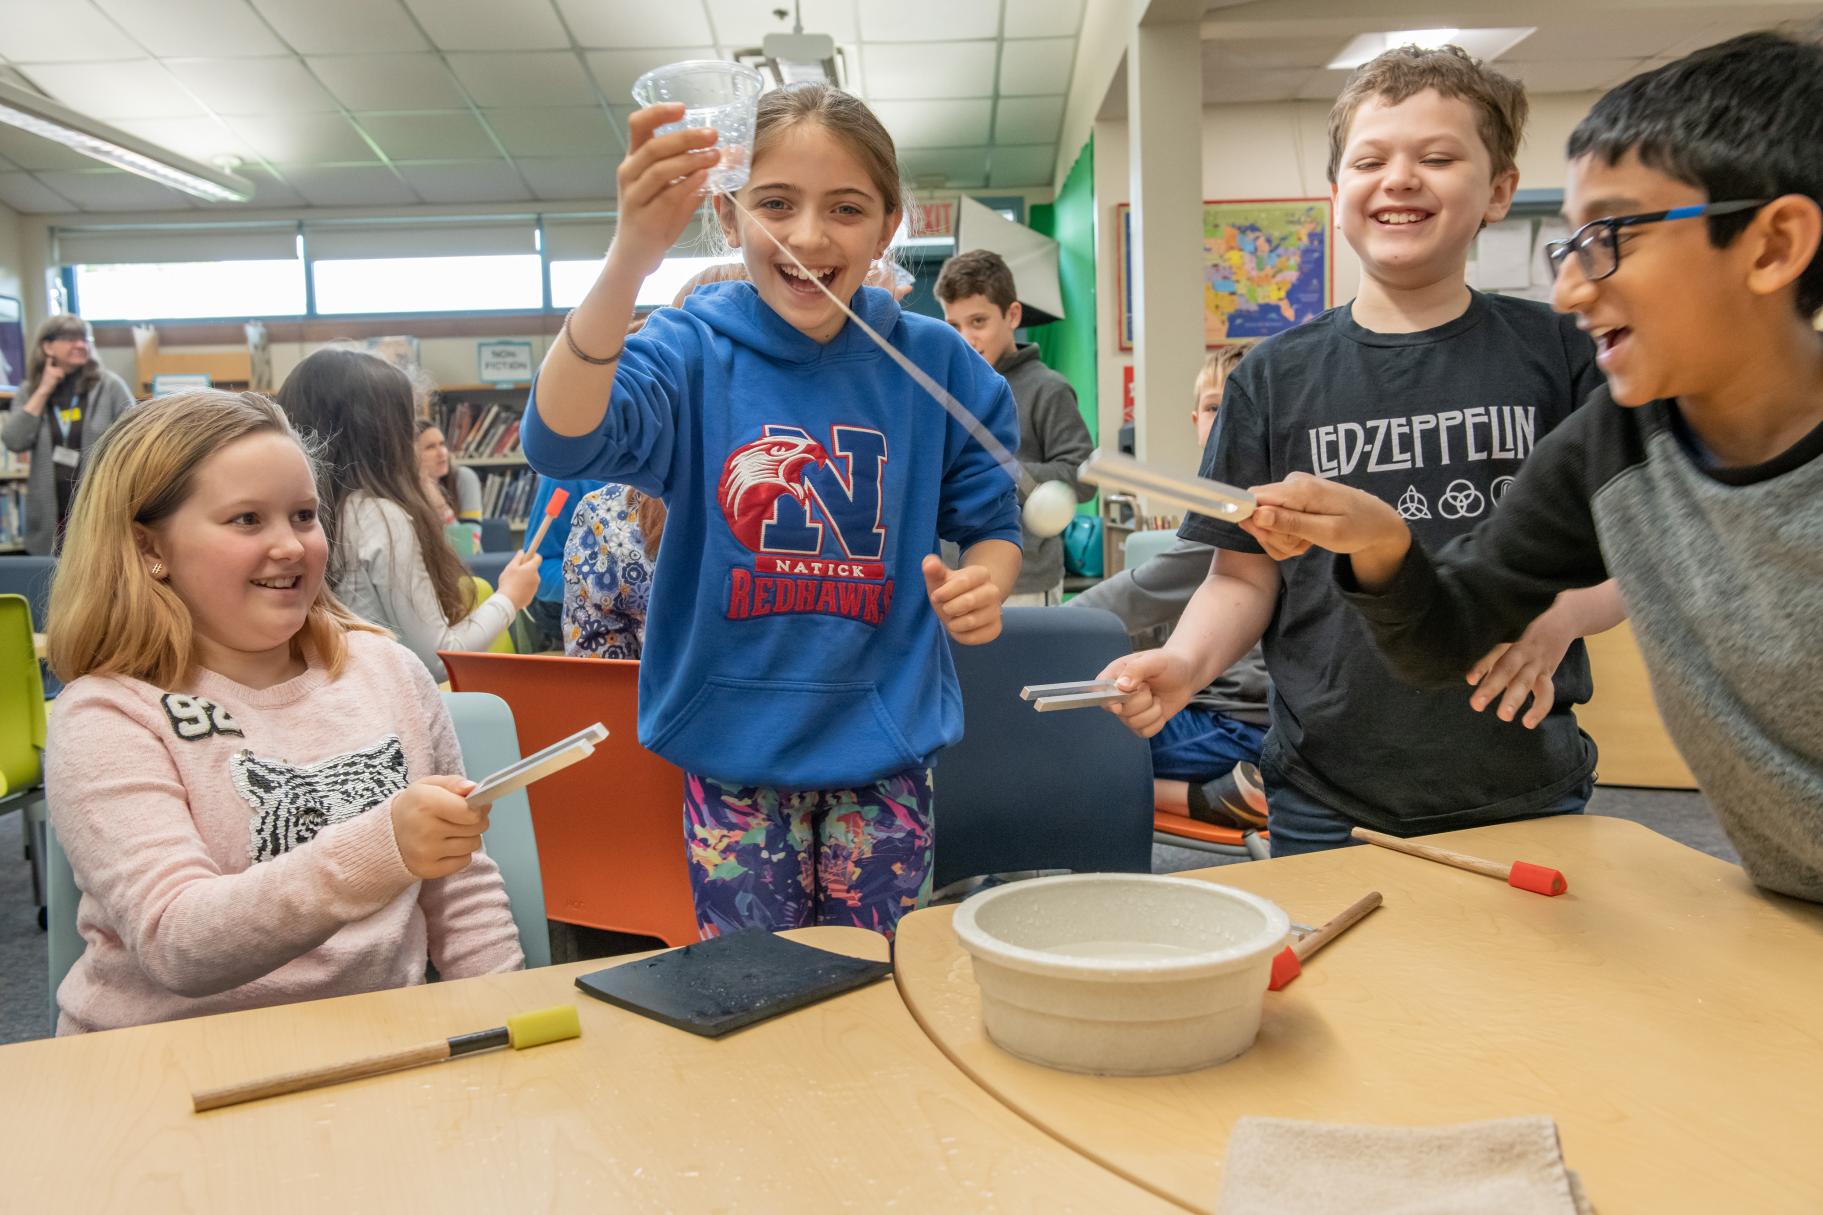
[2,313,135,555]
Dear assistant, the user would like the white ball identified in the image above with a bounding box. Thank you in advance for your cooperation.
[1022,479,1077,538]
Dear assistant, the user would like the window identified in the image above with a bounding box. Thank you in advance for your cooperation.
[549,255,733,310]
[312,254,544,315]
[73,259,306,321]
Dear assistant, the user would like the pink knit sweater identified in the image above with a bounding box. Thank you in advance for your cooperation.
[47,630,524,1034]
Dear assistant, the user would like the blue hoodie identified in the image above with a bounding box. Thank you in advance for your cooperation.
[522,281,1021,788]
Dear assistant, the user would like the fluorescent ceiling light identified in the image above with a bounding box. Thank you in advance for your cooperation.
[1328,27,1535,70]
[735,0,845,89]
[0,78,253,203]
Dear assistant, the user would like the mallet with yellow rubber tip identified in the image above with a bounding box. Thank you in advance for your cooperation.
[191,1005,581,1112]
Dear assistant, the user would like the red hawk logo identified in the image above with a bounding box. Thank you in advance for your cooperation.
[717,434,830,550]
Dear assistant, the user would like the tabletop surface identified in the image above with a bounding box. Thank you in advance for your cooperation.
[894,816,1823,1215]
[1,926,1177,1213]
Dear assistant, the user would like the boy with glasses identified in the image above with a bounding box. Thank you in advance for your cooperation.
[1103,44,1625,855]
[1242,32,1823,900]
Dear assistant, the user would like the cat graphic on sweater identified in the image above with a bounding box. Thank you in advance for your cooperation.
[228,736,410,863]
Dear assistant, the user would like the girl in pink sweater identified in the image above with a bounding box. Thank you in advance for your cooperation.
[43,390,523,1035]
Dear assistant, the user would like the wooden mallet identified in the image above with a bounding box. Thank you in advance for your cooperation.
[192,1005,581,1113]
[1350,827,1568,896]
[1269,891,1381,990]
[522,486,571,554]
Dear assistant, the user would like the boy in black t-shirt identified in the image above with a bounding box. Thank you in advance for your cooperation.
[1102,45,1626,855]
[1238,33,1823,900]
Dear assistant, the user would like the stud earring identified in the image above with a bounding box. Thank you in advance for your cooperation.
[149,561,165,579]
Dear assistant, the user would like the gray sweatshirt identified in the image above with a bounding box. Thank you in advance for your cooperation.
[996,343,1094,595]
[2,367,135,556]
[1069,534,1270,726]
[1344,385,1823,902]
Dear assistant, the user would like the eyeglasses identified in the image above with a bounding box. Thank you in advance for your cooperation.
[1542,199,1768,283]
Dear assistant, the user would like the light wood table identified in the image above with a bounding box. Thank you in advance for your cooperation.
[0,926,1176,1212]
[895,816,1823,1214]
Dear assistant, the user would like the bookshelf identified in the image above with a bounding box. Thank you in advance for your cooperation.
[430,385,536,528]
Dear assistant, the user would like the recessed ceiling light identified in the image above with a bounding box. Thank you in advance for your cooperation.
[1328,27,1536,71]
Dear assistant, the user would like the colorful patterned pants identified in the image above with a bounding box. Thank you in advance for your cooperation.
[683,768,935,940]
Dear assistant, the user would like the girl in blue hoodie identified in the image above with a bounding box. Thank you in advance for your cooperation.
[523,83,1022,939]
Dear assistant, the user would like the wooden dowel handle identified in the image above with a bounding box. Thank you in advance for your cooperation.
[1293,891,1382,961]
[523,513,557,555]
[193,1040,451,1112]
[1350,827,1508,880]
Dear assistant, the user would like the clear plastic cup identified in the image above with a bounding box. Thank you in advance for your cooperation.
[630,60,765,194]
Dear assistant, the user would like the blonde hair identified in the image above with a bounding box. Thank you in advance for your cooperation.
[46,390,382,688]
[1197,345,1249,389]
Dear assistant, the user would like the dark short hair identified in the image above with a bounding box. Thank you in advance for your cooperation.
[1327,44,1527,183]
[935,248,1017,312]
[1568,29,1823,315]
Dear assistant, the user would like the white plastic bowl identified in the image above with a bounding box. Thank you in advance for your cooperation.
[952,873,1291,1076]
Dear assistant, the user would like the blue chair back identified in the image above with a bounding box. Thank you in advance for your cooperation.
[464,549,514,592]
[478,517,513,553]
[46,820,80,1029]
[932,607,1153,889]
[442,690,551,968]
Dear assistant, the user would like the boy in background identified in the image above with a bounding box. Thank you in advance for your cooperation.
[1244,32,1823,900]
[937,249,1094,605]
[1103,45,1626,855]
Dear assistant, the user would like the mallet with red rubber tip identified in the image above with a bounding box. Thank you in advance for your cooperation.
[1269,891,1381,991]
[522,487,571,554]
[1350,827,1568,896]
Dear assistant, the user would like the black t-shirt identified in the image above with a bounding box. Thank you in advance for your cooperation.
[1181,291,1604,833]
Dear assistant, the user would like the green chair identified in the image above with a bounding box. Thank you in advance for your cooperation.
[0,594,48,917]
[442,690,550,968]
[1122,527,1180,572]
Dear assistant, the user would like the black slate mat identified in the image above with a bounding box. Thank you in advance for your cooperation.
[574,929,893,1038]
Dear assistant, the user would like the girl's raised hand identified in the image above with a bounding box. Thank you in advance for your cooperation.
[612,105,722,276]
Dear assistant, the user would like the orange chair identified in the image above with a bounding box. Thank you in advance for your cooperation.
[1153,811,1270,861]
[439,650,699,947]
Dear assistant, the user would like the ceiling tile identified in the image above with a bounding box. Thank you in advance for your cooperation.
[205,165,307,208]
[0,1,144,63]
[447,51,599,108]
[19,60,208,120]
[1502,58,1646,94]
[1002,0,1082,40]
[403,0,571,51]
[251,0,430,53]
[1202,35,1350,73]
[113,116,258,164]
[998,38,1074,96]
[283,162,419,205]
[1499,17,1724,63]
[517,155,617,200]
[1295,68,1352,103]
[863,41,996,100]
[357,111,499,159]
[225,112,377,161]
[165,57,341,114]
[871,98,991,148]
[482,106,616,157]
[898,147,986,189]
[584,47,717,102]
[0,172,76,212]
[859,0,999,42]
[556,0,713,49]
[308,54,467,111]
[32,169,197,211]
[93,0,289,57]
[395,160,532,203]
[0,125,110,171]
[992,95,1062,144]
[988,143,1052,187]
[706,0,856,47]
